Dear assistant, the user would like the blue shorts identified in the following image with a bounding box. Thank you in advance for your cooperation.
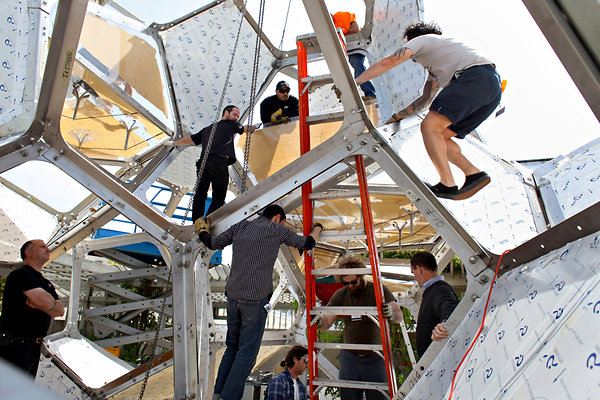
[430,64,502,138]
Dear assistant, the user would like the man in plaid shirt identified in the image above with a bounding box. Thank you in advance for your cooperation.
[265,345,309,400]
[198,205,322,400]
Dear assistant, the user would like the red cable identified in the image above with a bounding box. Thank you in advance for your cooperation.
[447,249,512,400]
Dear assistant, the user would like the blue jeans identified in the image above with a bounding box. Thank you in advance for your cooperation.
[214,296,269,400]
[338,350,387,400]
[349,54,376,98]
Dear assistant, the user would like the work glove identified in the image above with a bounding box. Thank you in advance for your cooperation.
[382,303,394,320]
[280,116,290,124]
[270,108,283,124]
[194,216,210,235]
[331,85,342,100]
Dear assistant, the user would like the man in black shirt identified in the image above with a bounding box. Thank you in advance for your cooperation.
[260,81,299,125]
[0,240,64,376]
[171,105,256,222]
[410,251,458,358]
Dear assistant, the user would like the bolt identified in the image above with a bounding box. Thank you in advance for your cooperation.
[360,138,368,146]
[53,155,59,161]
[346,144,353,151]
[59,148,65,154]
[479,275,489,284]
[177,324,182,330]
[469,255,477,264]
[471,294,479,302]
[186,247,192,253]
[162,234,168,240]
[372,145,380,152]
[184,261,190,267]
[22,150,28,157]
[175,246,180,253]
[188,394,196,399]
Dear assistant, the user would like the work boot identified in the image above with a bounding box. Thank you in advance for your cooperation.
[427,182,459,200]
[456,172,491,200]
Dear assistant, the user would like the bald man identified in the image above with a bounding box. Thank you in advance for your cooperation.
[0,240,64,376]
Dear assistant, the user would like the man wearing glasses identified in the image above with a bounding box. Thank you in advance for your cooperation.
[317,255,402,400]
[260,81,299,125]
[265,345,308,400]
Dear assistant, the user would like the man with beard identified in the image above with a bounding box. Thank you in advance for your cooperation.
[317,255,402,400]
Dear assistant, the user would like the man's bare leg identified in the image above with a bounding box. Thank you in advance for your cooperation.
[443,129,480,177]
[421,111,455,186]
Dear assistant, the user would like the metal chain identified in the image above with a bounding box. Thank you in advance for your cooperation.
[278,0,292,49]
[240,0,266,192]
[181,1,250,224]
[137,267,173,400]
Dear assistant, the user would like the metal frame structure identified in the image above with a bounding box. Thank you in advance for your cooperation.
[1,0,599,399]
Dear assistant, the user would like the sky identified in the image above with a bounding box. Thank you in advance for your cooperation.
[112,0,599,161]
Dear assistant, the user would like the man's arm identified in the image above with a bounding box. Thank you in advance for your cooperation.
[387,301,403,324]
[346,20,359,35]
[355,46,414,87]
[431,286,458,342]
[24,288,65,317]
[318,314,338,330]
[387,79,440,122]
[172,136,194,146]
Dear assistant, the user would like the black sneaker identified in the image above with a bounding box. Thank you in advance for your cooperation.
[456,172,491,200]
[427,182,459,200]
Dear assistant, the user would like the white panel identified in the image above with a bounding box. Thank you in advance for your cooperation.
[0,0,48,137]
[36,354,86,400]
[404,231,600,399]
[368,0,426,123]
[160,0,275,133]
[381,119,538,253]
[534,138,600,225]
[45,336,132,389]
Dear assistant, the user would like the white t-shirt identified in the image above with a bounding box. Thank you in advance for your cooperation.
[405,34,492,87]
[293,379,301,400]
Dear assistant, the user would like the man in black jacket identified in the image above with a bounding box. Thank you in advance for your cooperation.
[410,251,458,358]
[260,81,299,125]
[170,105,256,222]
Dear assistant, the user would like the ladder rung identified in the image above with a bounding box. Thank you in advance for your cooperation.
[313,378,388,391]
[314,343,383,351]
[312,268,372,276]
[320,230,367,241]
[300,74,334,87]
[311,306,378,317]
[306,111,345,125]
[309,189,362,200]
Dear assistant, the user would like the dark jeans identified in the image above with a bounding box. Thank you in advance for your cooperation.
[214,296,269,400]
[349,53,376,98]
[339,350,387,400]
[0,342,41,377]
[192,155,230,222]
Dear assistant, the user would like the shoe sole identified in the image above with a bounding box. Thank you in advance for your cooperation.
[454,177,491,200]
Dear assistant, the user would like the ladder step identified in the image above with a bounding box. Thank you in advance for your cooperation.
[314,343,383,352]
[306,111,345,125]
[313,378,388,391]
[312,268,372,276]
[320,229,367,241]
[311,306,378,317]
[309,189,362,200]
[300,74,334,87]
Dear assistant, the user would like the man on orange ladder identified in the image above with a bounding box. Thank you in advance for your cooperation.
[410,251,458,358]
[331,11,377,101]
[167,105,257,223]
[317,255,402,400]
[355,22,502,200]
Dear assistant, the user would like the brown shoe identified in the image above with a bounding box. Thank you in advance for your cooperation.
[456,172,491,200]
[362,96,377,102]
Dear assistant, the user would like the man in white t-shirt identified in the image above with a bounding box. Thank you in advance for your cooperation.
[355,22,502,200]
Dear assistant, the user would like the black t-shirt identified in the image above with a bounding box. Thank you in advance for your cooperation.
[0,265,59,337]
[416,280,458,357]
[260,95,299,123]
[190,120,244,165]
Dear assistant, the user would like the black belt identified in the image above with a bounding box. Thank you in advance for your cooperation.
[9,336,44,345]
